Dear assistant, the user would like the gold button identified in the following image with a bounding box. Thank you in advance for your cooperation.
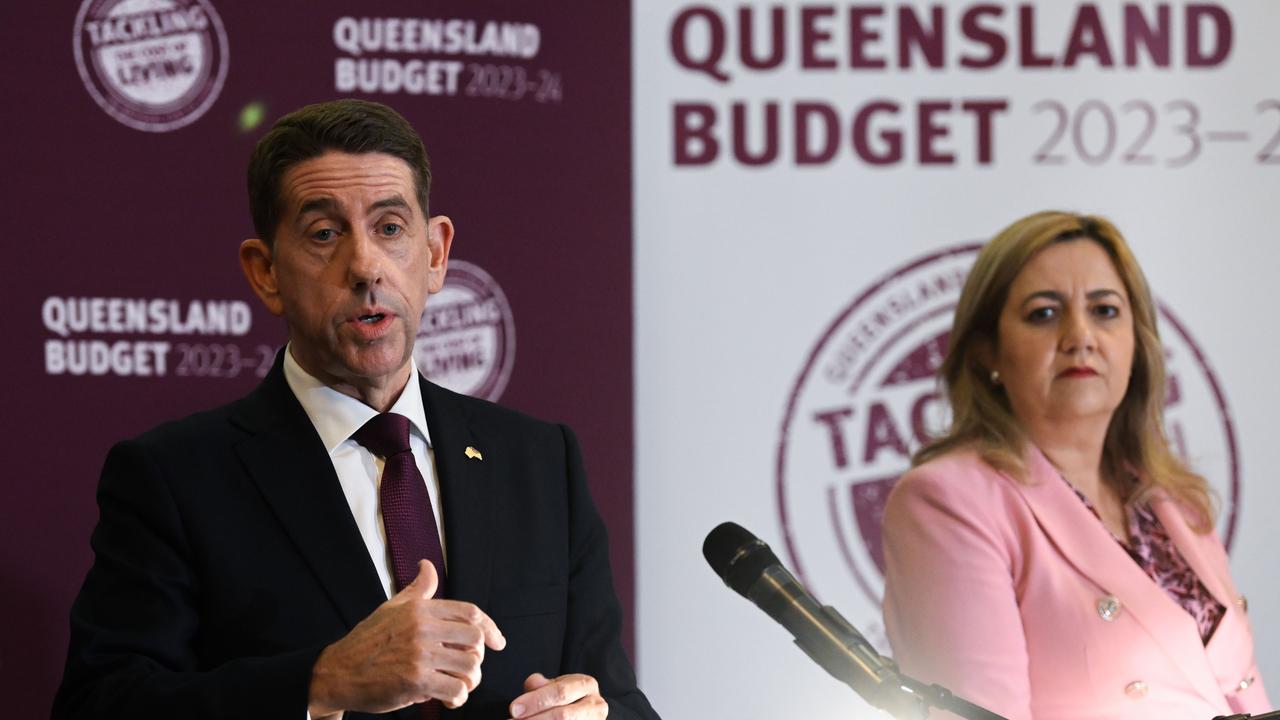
[1097,595,1122,622]
[1239,675,1255,691]
[1125,680,1148,698]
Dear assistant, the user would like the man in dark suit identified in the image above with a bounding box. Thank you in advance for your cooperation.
[54,100,659,720]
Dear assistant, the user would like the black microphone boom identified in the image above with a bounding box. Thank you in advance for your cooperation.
[704,522,1008,720]
[703,521,924,718]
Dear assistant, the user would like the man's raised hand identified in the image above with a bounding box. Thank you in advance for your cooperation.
[308,559,506,717]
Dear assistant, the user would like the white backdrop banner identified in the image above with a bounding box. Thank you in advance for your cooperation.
[634,2,1280,718]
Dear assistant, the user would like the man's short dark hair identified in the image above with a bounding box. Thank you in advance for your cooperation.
[247,99,432,245]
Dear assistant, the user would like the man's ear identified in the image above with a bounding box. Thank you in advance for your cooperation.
[425,215,454,294]
[239,238,285,316]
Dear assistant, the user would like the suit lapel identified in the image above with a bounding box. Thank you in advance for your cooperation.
[1152,497,1252,684]
[1151,497,1232,607]
[1014,448,1223,706]
[420,376,495,610]
[231,358,387,629]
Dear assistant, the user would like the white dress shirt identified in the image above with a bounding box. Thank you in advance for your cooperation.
[283,347,446,600]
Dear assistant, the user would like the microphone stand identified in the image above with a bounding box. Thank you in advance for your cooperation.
[795,605,1009,720]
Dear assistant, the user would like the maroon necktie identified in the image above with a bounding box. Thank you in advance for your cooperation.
[352,413,445,719]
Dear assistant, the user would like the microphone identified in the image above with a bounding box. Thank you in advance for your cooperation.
[703,522,925,719]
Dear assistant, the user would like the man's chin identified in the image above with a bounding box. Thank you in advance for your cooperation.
[336,344,414,386]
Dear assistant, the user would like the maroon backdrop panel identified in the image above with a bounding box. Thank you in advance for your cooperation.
[1,2,632,715]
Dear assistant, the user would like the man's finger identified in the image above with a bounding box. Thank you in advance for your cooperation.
[426,646,485,690]
[478,608,506,650]
[510,673,597,718]
[427,619,486,649]
[429,600,506,650]
[523,672,551,692]
[428,673,472,710]
[395,559,438,600]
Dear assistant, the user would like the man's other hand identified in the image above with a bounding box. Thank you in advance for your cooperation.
[307,559,506,717]
[509,672,608,719]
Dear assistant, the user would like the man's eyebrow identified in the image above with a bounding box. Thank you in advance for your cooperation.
[294,195,411,222]
[371,196,412,212]
[296,197,337,218]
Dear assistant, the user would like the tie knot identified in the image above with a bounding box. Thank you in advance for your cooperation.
[352,413,412,457]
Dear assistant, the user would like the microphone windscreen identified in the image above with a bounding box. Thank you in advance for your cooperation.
[703,522,781,598]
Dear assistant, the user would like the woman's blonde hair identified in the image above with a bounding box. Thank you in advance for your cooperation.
[914,210,1214,531]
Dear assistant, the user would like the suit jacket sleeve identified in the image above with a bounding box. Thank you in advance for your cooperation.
[880,459,1033,720]
[557,424,659,720]
[53,439,321,719]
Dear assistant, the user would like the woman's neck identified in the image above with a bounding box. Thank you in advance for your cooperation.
[1029,423,1132,543]
[1028,423,1107,497]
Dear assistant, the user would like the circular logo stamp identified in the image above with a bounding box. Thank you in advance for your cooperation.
[73,0,229,133]
[775,243,1239,649]
[415,260,515,402]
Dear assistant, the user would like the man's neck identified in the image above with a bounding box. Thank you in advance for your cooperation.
[330,374,410,413]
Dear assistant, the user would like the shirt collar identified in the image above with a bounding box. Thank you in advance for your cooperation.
[282,344,433,453]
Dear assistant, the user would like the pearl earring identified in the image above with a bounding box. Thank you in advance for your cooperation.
[990,369,1001,385]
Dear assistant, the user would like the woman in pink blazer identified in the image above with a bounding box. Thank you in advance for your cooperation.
[881,212,1269,720]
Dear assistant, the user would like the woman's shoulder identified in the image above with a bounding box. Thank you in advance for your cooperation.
[883,446,1033,561]
[898,445,1017,490]
[888,445,1026,516]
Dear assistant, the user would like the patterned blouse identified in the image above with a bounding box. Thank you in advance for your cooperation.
[1068,481,1226,644]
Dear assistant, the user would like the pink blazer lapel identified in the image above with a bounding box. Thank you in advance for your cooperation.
[1151,497,1256,689]
[1012,449,1224,706]
[1150,496,1233,607]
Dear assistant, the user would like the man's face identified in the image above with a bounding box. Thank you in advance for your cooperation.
[243,151,451,396]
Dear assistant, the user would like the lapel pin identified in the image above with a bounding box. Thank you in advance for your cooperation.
[465,446,484,461]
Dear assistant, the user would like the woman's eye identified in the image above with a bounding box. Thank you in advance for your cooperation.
[1027,306,1056,323]
[1094,304,1120,319]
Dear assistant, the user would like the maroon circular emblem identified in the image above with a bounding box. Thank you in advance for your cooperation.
[414,260,516,402]
[73,0,229,132]
[775,244,1240,643]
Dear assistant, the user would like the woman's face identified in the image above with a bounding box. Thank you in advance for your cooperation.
[990,239,1136,434]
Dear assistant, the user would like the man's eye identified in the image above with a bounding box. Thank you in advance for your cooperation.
[313,228,337,242]
[379,223,404,237]
[1027,306,1056,323]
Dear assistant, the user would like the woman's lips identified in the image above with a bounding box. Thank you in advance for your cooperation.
[1059,367,1098,378]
